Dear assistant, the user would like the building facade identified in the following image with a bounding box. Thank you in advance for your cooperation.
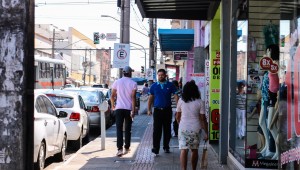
[34,24,102,86]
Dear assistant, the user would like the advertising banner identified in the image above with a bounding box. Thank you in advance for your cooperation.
[190,73,205,100]
[280,41,300,169]
[205,60,210,121]
[209,50,220,141]
[209,18,220,141]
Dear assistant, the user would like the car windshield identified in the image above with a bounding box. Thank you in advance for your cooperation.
[47,95,74,108]
[78,91,100,104]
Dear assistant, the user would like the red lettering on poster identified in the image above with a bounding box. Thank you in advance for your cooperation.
[216,51,220,58]
[287,46,300,140]
[211,109,219,130]
[286,59,292,140]
[294,48,300,136]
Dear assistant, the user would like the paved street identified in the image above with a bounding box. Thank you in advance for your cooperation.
[45,114,229,170]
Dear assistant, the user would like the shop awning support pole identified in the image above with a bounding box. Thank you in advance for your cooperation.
[219,0,231,164]
[229,0,238,156]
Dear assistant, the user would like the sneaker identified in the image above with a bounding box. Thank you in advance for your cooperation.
[124,148,130,155]
[116,149,123,157]
[151,148,159,155]
[164,148,170,153]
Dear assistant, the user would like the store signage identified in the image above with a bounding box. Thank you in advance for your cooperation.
[189,73,205,100]
[173,51,188,60]
[245,159,278,169]
[259,56,279,73]
[205,60,210,121]
[209,50,221,141]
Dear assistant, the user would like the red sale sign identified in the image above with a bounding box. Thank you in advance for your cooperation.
[259,56,278,73]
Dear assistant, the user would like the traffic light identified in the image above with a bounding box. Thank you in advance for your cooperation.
[93,32,100,44]
[141,66,144,73]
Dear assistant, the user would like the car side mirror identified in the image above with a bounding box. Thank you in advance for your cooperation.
[58,111,68,118]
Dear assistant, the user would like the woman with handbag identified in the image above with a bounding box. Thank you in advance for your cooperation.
[176,81,208,170]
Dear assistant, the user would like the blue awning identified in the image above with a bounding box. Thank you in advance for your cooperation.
[158,29,194,52]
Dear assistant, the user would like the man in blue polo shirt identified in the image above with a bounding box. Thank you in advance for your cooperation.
[147,69,179,155]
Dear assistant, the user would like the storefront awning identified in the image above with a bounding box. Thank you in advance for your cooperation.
[135,0,221,20]
[158,29,194,51]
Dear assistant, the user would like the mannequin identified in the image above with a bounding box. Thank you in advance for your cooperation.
[259,71,276,158]
[259,46,279,159]
[268,92,279,160]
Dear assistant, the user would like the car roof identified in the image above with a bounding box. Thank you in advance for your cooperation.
[35,89,78,98]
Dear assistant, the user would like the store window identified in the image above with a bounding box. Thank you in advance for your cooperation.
[230,0,300,169]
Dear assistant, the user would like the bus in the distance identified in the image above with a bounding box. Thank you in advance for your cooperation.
[34,55,66,89]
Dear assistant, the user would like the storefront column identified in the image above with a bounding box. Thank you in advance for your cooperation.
[219,0,231,164]
[229,0,238,153]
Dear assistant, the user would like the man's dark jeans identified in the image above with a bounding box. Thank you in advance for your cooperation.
[115,109,132,150]
[152,107,172,152]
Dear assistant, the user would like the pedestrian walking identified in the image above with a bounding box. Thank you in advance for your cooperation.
[175,81,208,170]
[142,83,150,96]
[110,66,137,157]
[147,69,179,155]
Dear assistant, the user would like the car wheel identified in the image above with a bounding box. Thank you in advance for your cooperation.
[34,141,45,170]
[54,135,67,161]
[83,125,90,144]
[72,130,82,151]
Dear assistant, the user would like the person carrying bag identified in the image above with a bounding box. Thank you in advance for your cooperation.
[200,140,208,169]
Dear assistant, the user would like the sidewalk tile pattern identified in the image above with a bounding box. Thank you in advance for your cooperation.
[58,114,230,170]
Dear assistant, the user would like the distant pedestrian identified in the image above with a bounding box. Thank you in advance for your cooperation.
[142,83,150,96]
[176,81,208,170]
[147,69,179,155]
[104,83,112,99]
[110,66,137,157]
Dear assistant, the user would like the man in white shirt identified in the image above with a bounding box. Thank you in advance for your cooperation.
[111,66,137,156]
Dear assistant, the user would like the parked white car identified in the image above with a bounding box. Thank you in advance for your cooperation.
[43,89,90,150]
[34,92,68,170]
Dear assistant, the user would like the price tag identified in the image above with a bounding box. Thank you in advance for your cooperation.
[259,56,272,70]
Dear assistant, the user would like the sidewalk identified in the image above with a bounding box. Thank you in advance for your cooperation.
[56,114,229,170]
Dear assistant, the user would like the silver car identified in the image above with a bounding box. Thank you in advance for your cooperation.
[34,92,68,170]
[64,88,112,129]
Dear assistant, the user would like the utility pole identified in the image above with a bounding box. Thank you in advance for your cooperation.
[153,18,157,68]
[1,0,34,169]
[149,18,154,68]
[119,0,130,78]
[52,29,55,58]
[83,48,87,85]
[89,49,92,85]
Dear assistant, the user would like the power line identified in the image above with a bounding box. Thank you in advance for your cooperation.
[35,1,116,6]
[130,3,149,33]
[35,48,151,51]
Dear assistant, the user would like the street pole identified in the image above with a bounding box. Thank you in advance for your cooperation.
[83,48,87,86]
[119,0,130,78]
[149,19,154,68]
[89,49,92,85]
[52,29,55,58]
[130,41,146,76]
